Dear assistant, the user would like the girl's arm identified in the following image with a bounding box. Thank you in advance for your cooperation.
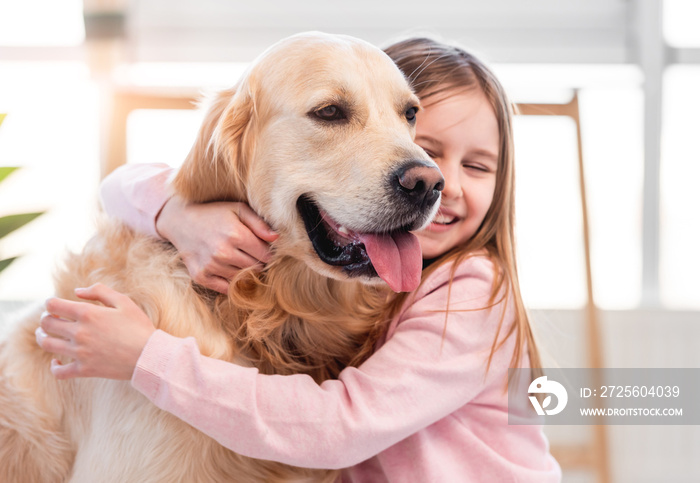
[100,163,278,293]
[38,258,513,469]
[100,163,175,239]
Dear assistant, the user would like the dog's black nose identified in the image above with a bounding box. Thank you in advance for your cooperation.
[393,161,444,208]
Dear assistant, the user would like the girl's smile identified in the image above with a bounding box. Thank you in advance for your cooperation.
[424,206,461,233]
[413,89,499,259]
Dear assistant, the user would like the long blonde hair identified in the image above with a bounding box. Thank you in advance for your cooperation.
[383,37,543,382]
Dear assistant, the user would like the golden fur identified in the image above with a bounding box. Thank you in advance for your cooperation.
[0,32,437,482]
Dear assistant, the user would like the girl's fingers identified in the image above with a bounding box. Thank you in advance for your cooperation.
[50,359,81,380]
[220,226,272,265]
[44,297,92,321]
[35,326,47,346]
[40,311,76,339]
[35,328,76,359]
[204,274,230,295]
[202,256,264,294]
[228,250,260,272]
[241,238,275,264]
[74,283,126,308]
[236,203,278,243]
[44,284,123,322]
[210,251,258,278]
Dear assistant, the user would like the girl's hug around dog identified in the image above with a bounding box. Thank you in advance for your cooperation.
[5,32,563,482]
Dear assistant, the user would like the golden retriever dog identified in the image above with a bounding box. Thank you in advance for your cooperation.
[0,32,443,482]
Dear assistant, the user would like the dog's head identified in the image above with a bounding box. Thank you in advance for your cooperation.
[174,32,443,292]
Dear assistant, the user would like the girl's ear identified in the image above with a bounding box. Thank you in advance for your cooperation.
[173,83,254,203]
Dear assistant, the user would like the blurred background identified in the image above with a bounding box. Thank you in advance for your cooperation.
[0,0,698,481]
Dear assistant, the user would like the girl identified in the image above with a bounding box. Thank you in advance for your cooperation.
[37,37,562,481]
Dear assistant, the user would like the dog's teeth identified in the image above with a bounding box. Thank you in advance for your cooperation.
[338,226,349,235]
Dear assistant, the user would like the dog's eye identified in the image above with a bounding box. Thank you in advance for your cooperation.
[315,105,346,121]
[405,106,418,122]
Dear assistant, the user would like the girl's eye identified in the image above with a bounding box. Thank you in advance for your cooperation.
[405,106,418,122]
[464,163,489,172]
[421,147,436,158]
[314,105,346,121]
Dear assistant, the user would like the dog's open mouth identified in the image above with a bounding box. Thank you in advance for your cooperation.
[297,195,422,292]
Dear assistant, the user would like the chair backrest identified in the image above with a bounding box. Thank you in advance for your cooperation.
[517,93,610,483]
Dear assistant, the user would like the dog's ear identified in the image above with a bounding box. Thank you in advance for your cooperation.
[173,83,254,203]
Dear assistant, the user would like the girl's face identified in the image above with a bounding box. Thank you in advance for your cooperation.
[414,89,499,259]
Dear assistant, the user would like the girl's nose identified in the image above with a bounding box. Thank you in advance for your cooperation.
[439,162,463,201]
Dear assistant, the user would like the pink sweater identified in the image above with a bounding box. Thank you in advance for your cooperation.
[102,164,562,482]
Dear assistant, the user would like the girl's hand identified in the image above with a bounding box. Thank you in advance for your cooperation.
[156,196,279,294]
[35,284,156,380]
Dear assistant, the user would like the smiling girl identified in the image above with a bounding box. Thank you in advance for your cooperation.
[37,37,561,482]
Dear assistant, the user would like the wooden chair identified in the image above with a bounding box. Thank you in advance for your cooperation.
[103,87,200,179]
[517,93,610,483]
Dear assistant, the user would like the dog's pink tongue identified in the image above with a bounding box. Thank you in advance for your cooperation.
[359,231,422,292]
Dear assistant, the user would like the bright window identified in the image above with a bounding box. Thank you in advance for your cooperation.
[0,0,84,46]
[664,0,700,47]
[127,109,204,169]
[514,115,587,309]
[498,65,644,310]
[578,86,644,310]
[0,62,99,300]
[660,65,700,309]
[122,62,247,168]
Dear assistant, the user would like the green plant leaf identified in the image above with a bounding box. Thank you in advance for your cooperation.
[0,167,19,184]
[0,212,44,240]
[0,257,17,274]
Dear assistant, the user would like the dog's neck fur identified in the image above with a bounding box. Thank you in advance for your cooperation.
[172,129,392,381]
[214,256,389,383]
